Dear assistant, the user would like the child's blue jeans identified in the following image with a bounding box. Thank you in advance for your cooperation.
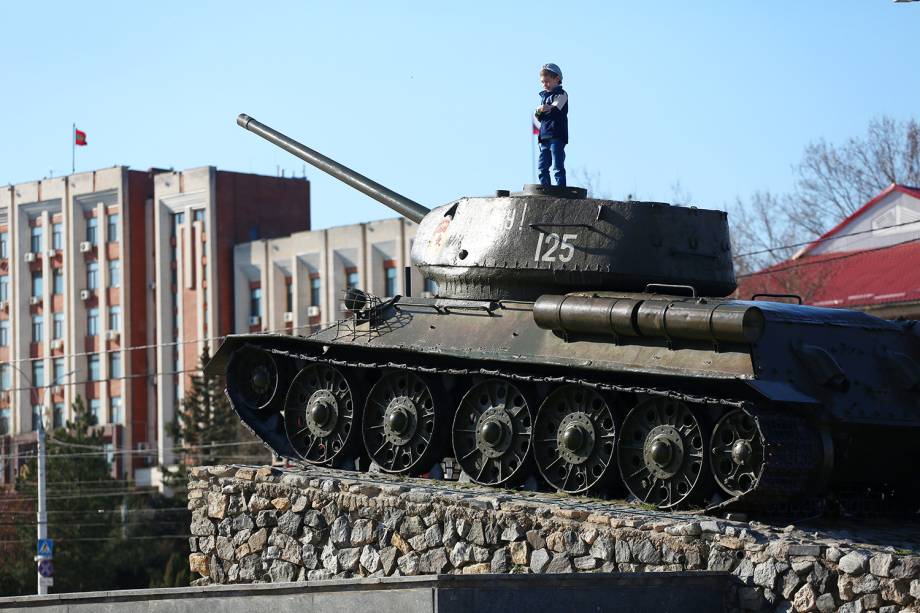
[538,138,566,187]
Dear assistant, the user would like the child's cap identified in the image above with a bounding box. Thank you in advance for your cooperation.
[541,63,562,79]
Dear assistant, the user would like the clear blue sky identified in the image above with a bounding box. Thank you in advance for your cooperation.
[1,1,917,230]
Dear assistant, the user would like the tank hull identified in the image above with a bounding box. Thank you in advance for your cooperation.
[207,292,920,513]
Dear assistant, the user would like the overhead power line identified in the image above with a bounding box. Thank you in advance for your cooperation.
[736,237,920,279]
[0,320,320,368]
[0,365,203,395]
[0,534,192,545]
[732,218,920,260]
[3,507,191,516]
[1,439,269,461]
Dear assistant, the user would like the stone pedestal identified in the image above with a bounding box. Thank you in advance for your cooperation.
[188,465,920,613]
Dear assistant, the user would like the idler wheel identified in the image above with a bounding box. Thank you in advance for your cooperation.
[533,385,617,493]
[617,397,707,509]
[452,379,533,486]
[362,371,441,474]
[284,364,359,466]
[709,409,766,496]
[226,346,281,411]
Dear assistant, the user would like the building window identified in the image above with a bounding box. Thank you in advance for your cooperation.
[88,355,101,381]
[107,214,119,242]
[33,360,45,388]
[52,403,65,429]
[30,226,43,253]
[52,223,63,250]
[53,313,64,340]
[424,278,439,295]
[385,266,397,297]
[346,270,359,289]
[32,315,44,343]
[89,398,102,425]
[110,396,123,424]
[0,275,7,301]
[110,351,122,379]
[53,358,66,384]
[250,287,262,318]
[86,217,98,244]
[108,260,121,288]
[109,306,121,330]
[53,268,64,294]
[193,209,205,223]
[0,365,10,390]
[0,320,8,346]
[0,408,10,435]
[286,280,293,313]
[310,277,321,307]
[87,261,99,290]
[32,405,42,431]
[0,231,7,258]
[87,308,99,336]
[32,272,43,298]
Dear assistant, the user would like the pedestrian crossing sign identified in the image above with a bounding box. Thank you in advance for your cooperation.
[37,539,53,558]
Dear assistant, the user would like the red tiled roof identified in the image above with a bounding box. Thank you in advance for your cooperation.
[796,184,920,258]
[737,239,920,308]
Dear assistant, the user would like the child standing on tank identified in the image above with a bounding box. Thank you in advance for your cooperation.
[535,63,569,188]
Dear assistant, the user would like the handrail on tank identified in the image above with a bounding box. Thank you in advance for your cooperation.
[236,114,431,224]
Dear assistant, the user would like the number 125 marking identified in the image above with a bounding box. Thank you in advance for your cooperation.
[534,232,577,262]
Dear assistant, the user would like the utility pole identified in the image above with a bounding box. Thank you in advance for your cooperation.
[10,362,57,594]
[36,420,47,595]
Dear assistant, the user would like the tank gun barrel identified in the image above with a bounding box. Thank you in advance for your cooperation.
[236,114,430,223]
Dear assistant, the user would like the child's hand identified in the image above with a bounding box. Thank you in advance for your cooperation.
[539,104,553,113]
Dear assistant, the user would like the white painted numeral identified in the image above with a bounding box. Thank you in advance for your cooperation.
[534,232,578,263]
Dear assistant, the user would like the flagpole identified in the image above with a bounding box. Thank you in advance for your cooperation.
[71,123,75,174]
[531,130,536,183]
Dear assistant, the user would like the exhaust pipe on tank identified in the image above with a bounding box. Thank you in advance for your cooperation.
[533,294,765,345]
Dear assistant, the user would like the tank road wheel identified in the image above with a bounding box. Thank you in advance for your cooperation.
[452,379,533,486]
[617,397,707,508]
[362,371,441,474]
[533,385,617,493]
[284,365,359,466]
[226,346,282,410]
[710,409,765,496]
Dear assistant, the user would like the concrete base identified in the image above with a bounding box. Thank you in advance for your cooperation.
[0,572,734,613]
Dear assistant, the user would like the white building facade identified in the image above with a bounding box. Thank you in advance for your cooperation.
[233,218,432,333]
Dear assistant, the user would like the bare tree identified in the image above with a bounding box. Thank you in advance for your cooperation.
[669,180,693,206]
[729,191,810,275]
[730,115,919,275]
[789,116,920,236]
[570,167,608,199]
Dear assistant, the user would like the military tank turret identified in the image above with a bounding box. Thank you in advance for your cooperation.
[206,115,920,512]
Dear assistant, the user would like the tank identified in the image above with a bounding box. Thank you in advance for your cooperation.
[205,115,920,513]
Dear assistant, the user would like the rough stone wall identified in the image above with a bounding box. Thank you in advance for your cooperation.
[188,466,920,613]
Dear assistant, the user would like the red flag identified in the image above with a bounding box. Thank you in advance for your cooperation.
[532,115,540,135]
[74,128,87,146]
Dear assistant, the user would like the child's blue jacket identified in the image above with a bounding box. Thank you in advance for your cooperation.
[538,85,569,144]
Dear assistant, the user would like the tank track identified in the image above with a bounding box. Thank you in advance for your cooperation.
[224,343,830,515]
[709,409,826,516]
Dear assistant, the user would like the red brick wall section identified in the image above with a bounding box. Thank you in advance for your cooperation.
[126,170,154,468]
[214,172,310,337]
